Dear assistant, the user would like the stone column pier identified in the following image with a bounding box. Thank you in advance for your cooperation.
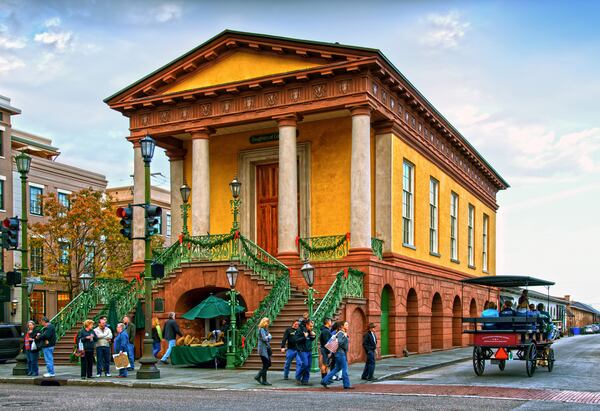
[190,128,211,236]
[167,149,185,240]
[276,115,299,258]
[350,105,372,251]
[132,142,145,262]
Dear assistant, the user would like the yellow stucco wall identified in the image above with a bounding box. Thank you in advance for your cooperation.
[391,134,496,276]
[164,50,323,94]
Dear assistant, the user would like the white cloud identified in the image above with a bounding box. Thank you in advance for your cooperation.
[34,30,73,51]
[422,11,470,49]
[154,4,182,23]
[0,25,26,49]
[44,17,61,28]
[0,55,25,74]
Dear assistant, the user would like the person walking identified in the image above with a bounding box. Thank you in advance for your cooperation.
[123,316,136,371]
[321,321,353,389]
[280,320,299,380]
[35,317,56,378]
[294,319,316,385]
[94,316,113,377]
[319,318,332,379]
[152,317,163,358]
[24,320,40,376]
[255,317,272,386]
[77,319,97,379]
[113,323,129,378]
[361,323,377,381]
[160,312,182,364]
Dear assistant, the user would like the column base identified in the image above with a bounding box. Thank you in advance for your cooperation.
[276,251,301,266]
[348,247,374,257]
[124,261,145,281]
[136,338,160,379]
[12,351,27,376]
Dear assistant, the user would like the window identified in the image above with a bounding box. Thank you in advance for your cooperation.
[0,130,3,157]
[30,290,46,323]
[29,186,43,215]
[154,214,162,235]
[468,204,475,267]
[450,192,459,261]
[84,244,95,273]
[402,161,414,246]
[30,246,44,275]
[0,179,4,210]
[166,212,172,237]
[56,292,70,313]
[429,178,439,255]
[482,214,489,272]
[58,191,70,209]
[59,241,69,265]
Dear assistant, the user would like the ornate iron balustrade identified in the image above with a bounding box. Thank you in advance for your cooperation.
[93,279,143,324]
[184,233,236,262]
[51,278,129,342]
[234,274,290,367]
[298,234,349,261]
[239,234,288,284]
[371,237,384,260]
[152,241,183,278]
[343,267,365,298]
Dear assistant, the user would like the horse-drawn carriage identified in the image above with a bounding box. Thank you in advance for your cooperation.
[461,275,556,377]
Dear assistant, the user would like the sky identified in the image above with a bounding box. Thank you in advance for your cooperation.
[1,0,599,308]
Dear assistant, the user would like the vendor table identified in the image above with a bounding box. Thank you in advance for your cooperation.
[170,345,227,366]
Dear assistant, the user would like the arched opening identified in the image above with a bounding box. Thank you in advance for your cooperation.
[174,287,248,339]
[469,298,478,344]
[380,285,395,356]
[452,296,462,346]
[406,288,419,353]
[348,307,366,363]
[431,292,443,350]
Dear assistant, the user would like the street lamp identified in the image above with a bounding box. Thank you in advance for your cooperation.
[137,134,160,380]
[26,277,44,296]
[301,260,320,372]
[10,299,18,316]
[225,264,239,369]
[13,151,30,376]
[79,273,92,292]
[180,183,191,236]
[229,176,241,233]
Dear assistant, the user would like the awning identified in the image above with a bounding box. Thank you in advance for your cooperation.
[461,275,555,288]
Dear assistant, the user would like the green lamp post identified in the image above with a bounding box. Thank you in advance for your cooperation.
[301,261,320,373]
[12,151,31,376]
[179,183,190,236]
[225,264,239,369]
[136,134,160,380]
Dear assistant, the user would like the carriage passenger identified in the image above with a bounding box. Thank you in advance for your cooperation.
[499,301,516,317]
[481,301,499,330]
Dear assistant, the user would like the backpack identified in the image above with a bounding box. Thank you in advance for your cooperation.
[324,333,339,353]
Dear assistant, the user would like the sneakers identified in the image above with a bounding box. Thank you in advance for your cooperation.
[321,381,329,389]
[344,386,355,390]
[105,373,111,377]
[43,373,55,378]
[96,374,102,378]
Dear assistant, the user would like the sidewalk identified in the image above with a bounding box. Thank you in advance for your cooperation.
[0,347,471,390]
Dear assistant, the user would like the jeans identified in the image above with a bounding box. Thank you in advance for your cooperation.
[322,351,350,388]
[26,350,39,375]
[42,346,55,375]
[96,346,111,375]
[361,350,376,379]
[127,342,135,369]
[295,351,311,383]
[160,339,176,361]
[256,355,271,382]
[152,341,161,358]
[283,348,297,378]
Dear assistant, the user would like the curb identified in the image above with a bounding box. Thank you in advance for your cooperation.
[376,356,471,381]
[0,377,206,390]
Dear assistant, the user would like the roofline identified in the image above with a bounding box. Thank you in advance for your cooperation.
[11,135,60,153]
[104,29,508,188]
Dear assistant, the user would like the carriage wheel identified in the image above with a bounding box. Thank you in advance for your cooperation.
[498,360,506,371]
[525,343,537,377]
[473,346,485,376]
[547,348,555,372]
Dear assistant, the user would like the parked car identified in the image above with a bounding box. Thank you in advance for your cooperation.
[0,324,21,363]
[584,325,594,334]
[591,324,600,333]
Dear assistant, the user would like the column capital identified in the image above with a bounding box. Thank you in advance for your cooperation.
[274,114,302,127]
[128,136,141,148]
[187,127,214,139]
[166,149,187,161]
[347,104,372,117]
[373,120,394,135]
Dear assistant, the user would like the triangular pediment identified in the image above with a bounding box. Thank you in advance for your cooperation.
[162,50,324,94]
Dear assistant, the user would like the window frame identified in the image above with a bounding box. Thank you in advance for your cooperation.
[429,177,439,256]
[482,214,489,272]
[468,204,475,268]
[29,184,44,216]
[166,212,172,237]
[402,160,415,247]
[30,245,44,275]
[0,176,5,211]
[450,192,459,262]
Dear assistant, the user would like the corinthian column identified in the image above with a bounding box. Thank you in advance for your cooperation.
[350,105,372,250]
[167,149,185,241]
[132,142,145,262]
[190,128,211,236]
[276,115,299,257]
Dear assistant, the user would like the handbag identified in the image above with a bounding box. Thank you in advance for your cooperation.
[74,339,85,357]
[324,334,339,353]
[30,340,37,351]
[266,346,272,357]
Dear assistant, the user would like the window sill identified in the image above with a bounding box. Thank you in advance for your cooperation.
[468,264,476,270]
[451,258,460,264]
[402,243,416,251]
[429,251,440,258]
[0,209,5,213]
[482,269,489,274]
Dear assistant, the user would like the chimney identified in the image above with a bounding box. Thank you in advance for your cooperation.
[564,295,571,302]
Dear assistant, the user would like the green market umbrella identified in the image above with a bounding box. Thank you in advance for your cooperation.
[107,299,119,332]
[182,295,245,320]
[134,299,145,329]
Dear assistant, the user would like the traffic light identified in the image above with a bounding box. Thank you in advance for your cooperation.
[116,206,133,240]
[2,217,19,250]
[151,262,165,279]
[145,205,162,237]
[6,271,21,286]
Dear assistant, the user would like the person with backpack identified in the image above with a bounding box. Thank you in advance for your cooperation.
[319,318,332,379]
[35,316,56,378]
[321,321,353,389]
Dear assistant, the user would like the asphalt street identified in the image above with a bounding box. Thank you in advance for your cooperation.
[383,333,600,391]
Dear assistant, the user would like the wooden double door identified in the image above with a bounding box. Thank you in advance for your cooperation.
[255,162,300,256]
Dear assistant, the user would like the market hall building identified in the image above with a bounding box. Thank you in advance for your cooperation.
[105,30,509,366]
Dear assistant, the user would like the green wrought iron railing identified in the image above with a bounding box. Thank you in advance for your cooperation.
[310,268,365,363]
[51,278,130,342]
[234,274,290,367]
[92,279,143,324]
[152,241,184,278]
[298,234,349,261]
[185,233,236,262]
[239,234,288,285]
[371,237,384,260]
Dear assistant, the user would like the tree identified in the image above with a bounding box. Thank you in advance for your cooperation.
[29,188,132,298]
